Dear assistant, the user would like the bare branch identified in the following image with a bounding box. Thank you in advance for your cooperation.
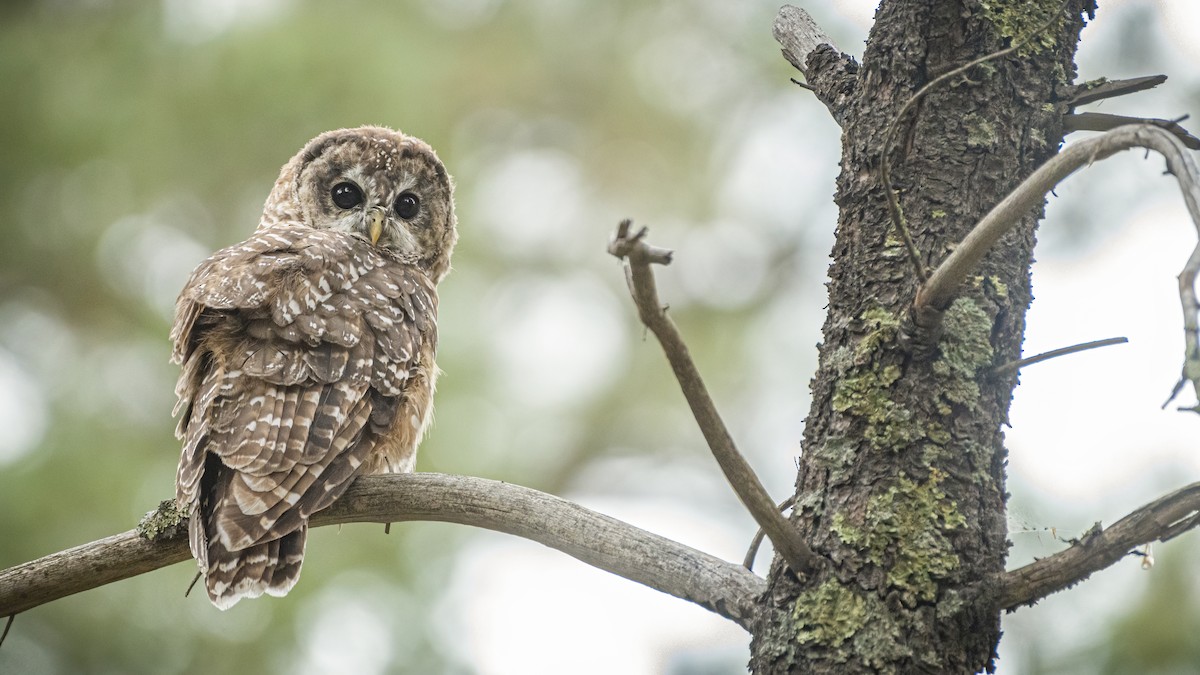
[915,125,1200,409]
[772,6,857,125]
[999,482,1200,611]
[0,473,766,629]
[1062,74,1167,108]
[772,6,835,76]
[1065,112,1200,150]
[608,220,822,577]
[743,496,796,571]
[1173,242,1200,411]
[879,3,1068,285]
[990,336,1128,376]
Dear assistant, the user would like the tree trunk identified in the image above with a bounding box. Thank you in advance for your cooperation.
[752,2,1097,672]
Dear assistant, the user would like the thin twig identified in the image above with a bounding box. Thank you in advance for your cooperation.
[879,3,1068,283]
[0,473,766,629]
[1065,112,1200,150]
[1062,74,1167,108]
[790,77,816,92]
[914,125,1200,410]
[608,220,822,577]
[999,481,1200,610]
[743,496,796,570]
[990,336,1128,375]
[772,5,836,77]
[0,613,12,648]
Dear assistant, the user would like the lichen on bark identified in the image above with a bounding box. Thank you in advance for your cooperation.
[831,468,966,605]
[136,499,187,541]
[753,1,1096,672]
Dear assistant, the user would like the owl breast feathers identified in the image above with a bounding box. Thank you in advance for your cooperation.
[171,126,456,609]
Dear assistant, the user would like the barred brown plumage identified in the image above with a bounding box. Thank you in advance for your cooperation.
[171,126,456,609]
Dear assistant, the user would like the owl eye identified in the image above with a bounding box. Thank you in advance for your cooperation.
[330,182,363,209]
[393,192,420,220]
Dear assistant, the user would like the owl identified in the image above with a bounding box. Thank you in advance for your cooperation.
[170,126,457,609]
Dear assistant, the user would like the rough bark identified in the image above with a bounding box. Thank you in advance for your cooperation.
[752,2,1096,672]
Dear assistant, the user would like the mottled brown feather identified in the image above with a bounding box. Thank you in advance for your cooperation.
[174,220,442,608]
[173,127,454,609]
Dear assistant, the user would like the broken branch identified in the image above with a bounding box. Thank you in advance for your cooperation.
[608,220,822,577]
[772,5,857,125]
[999,482,1200,610]
[1062,74,1168,108]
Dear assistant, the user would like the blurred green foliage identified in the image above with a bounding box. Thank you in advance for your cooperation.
[0,2,831,672]
[2,1,1199,674]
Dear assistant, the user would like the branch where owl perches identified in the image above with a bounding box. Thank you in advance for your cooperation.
[0,473,766,630]
[608,220,822,577]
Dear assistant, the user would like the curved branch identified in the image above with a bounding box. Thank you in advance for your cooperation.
[915,125,1200,407]
[918,125,1200,309]
[0,473,766,629]
[989,336,1128,376]
[1064,112,1200,150]
[880,2,1069,284]
[999,482,1200,610]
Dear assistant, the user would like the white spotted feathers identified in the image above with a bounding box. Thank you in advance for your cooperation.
[171,127,456,609]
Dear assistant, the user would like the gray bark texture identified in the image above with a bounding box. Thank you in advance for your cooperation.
[752,2,1096,672]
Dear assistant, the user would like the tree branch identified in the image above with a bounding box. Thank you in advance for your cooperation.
[772,5,835,76]
[743,496,796,571]
[999,482,1200,611]
[608,220,822,577]
[1064,112,1200,150]
[989,336,1128,376]
[879,2,1069,285]
[1061,74,1167,108]
[915,125,1200,409]
[0,473,766,629]
[772,5,857,125]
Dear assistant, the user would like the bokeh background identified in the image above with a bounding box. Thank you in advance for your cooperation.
[1,1,1198,673]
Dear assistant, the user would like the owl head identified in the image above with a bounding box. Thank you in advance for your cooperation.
[265,126,458,282]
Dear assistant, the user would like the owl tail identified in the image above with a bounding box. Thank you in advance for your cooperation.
[198,523,308,611]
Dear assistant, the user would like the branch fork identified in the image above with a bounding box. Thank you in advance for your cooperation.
[909,125,1200,410]
[609,219,822,577]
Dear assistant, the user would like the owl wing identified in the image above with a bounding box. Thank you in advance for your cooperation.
[171,225,437,575]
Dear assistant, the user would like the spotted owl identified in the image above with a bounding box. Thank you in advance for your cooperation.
[170,126,457,609]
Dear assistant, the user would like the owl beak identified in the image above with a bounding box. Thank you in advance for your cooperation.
[366,206,386,245]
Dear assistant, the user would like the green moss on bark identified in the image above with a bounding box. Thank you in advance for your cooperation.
[793,580,868,648]
[789,580,912,667]
[964,113,998,149]
[831,307,927,450]
[137,499,187,540]
[979,0,1063,54]
[831,469,966,605]
[931,297,994,409]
